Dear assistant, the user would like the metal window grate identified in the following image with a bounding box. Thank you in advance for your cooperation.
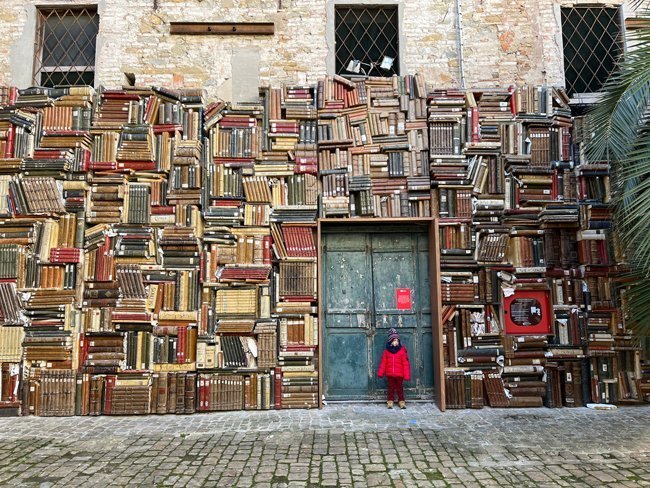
[335,7,399,76]
[34,7,99,87]
[561,7,623,96]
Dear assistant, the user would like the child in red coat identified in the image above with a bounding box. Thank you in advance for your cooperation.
[377,328,411,409]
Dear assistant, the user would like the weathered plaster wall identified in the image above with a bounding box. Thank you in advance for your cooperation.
[0,0,629,99]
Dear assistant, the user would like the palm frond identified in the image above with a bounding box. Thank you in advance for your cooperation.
[587,24,650,338]
[629,0,650,13]
[620,273,650,337]
[587,26,650,162]
[611,125,650,266]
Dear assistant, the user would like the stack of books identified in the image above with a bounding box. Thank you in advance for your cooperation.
[0,78,640,416]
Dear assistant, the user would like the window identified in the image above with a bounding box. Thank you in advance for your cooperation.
[34,7,99,87]
[335,6,399,76]
[561,6,623,96]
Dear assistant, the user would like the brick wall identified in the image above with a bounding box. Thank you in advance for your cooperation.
[0,0,628,99]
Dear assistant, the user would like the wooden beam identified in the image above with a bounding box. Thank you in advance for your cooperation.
[170,22,275,36]
[317,219,323,409]
[429,218,445,412]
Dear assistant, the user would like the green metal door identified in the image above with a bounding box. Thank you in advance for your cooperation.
[322,227,434,400]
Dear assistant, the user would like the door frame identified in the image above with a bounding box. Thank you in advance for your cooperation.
[317,217,445,411]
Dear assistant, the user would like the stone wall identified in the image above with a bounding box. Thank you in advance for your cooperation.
[0,0,629,100]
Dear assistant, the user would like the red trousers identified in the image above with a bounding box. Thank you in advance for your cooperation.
[386,376,405,402]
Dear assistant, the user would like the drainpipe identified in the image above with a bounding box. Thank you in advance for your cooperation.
[455,0,466,89]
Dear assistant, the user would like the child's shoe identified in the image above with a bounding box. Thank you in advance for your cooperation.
[387,401,394,409]
[398,401,406,409]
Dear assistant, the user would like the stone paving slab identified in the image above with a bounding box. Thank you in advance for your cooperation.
[0,404,648,487]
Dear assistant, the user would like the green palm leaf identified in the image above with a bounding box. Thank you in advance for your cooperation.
[629,0,650,12]
[587,29,650,162]
[587,23,650,337]
[621,275,650,333]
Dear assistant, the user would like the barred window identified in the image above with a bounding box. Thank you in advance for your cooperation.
[561,6,623,96]
[335,6,399,76]
[34,7,99,87]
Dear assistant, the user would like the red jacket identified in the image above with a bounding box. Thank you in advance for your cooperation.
[378,346,411,381]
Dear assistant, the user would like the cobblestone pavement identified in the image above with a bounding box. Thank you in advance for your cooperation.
[0,403,648,488]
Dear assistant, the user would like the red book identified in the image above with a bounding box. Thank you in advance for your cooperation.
[8,87,17,106]
[206,376,213,411]
[50,247,81,263]
[4,125,14,158]
[283,227,296,256]
[79,148,91,171]
[202,376,209,411]
[220,117,255,128]
[90,161,117,170]
[184,328,190,363]
[270,121,299,129]
[101,92,141,100]
[598,240,609,265]
[286,88,311,95]
[211,199,242,207]
[33,149,72,158]
[153,124,183,134]
[78,333,88,370]
[103,375,116,415]
[509,85,516,116]
[198,376,206,411]
[116,161,156,171]
[151,205,175,215]
[274,369,282,410]
[579,176,588,199]
[177,327,186,363]
[293,227,305,257]
[294,162,318,174]
[204,101,226,117]
[296,227,308,257]
[262,235,272,265]
[307,228,316,257]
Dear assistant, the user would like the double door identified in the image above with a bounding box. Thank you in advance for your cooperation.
[322,228,434,400]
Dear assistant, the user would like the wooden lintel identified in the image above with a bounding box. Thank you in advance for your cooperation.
[170,22,275,36]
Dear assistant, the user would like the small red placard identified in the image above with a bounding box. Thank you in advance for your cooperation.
[396,288,412,310]
[503,289,551,335]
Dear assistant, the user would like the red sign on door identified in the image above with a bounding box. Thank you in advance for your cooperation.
[396,288,412,310]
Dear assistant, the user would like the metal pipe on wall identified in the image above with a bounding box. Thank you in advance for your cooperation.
[455,0,466,89]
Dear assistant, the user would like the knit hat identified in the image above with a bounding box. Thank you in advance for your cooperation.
[388,328,400,343]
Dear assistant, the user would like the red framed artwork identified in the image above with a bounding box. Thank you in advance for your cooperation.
[503,289,552,335]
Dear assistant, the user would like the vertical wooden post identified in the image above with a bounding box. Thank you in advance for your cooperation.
[429,218,445,411]
[317,219,323,408]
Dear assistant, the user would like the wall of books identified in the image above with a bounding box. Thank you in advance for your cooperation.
[0,77,647,416]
